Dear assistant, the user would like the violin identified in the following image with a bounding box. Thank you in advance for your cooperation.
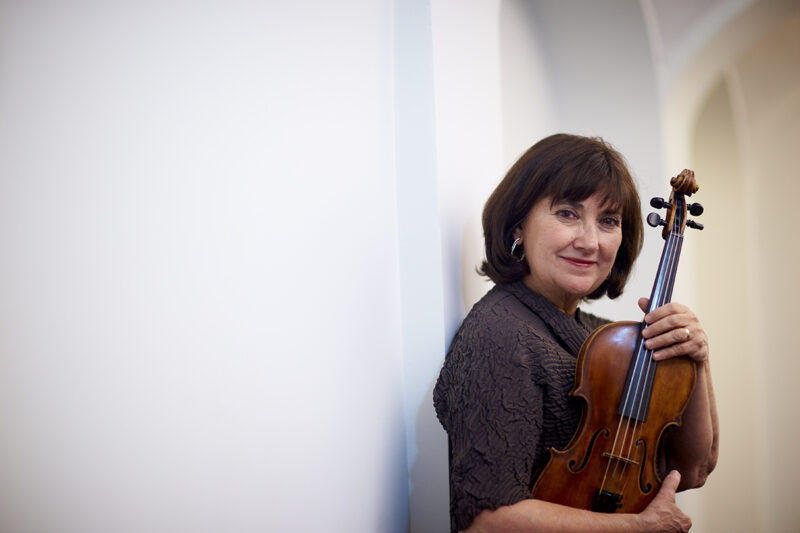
[530,170,704,513]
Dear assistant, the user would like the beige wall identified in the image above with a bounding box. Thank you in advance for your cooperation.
[692,77,757,533]
[691,11,800,532]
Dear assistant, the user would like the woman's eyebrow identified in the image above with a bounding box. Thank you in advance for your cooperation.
[551,199,584,209]
[601,206,622,215]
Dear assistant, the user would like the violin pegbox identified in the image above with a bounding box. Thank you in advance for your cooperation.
[647,169,704,239]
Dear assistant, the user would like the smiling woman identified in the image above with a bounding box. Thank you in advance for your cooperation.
[479,134,643,302]
[514,194,623,316]
[433,134,719,533]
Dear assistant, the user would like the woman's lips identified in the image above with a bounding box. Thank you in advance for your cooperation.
[561,257,596,268]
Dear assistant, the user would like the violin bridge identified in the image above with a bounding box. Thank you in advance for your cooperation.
[601,452,639,466]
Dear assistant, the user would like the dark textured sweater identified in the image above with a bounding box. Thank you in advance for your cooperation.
[433,281,609,532]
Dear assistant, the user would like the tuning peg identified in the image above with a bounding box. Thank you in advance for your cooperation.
[650,197,670,209]
[687,220,704,230]
[646,212,666,228]
[688,203,704,216]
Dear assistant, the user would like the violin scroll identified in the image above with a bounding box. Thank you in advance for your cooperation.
[649,169,704,239]
[669,169,698,196]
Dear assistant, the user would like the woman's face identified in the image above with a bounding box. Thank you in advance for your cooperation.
[516,192,623,314]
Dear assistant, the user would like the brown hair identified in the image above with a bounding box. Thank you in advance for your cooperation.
[479,133,643,299]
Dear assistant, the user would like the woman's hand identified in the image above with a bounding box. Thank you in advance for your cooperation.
[636,471,692,533]
[638,298,709,363]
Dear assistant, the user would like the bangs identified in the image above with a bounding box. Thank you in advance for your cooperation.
[542,152,635,216]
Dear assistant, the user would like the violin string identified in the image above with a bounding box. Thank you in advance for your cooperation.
[612,234,672,496]
[603,382,632,491]
[621,227,682,494]
[607,226,681,496]
[606,340,645,494]
[609,248,663,490]
[601,258,670,494]
[602,199,691,502]
[612,257,666,491]
[664,234,682,303]
[628,231,678,451]
[603,297,662,492]
[602,227,673,493]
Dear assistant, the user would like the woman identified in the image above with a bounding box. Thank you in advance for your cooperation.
[433,134,719,533]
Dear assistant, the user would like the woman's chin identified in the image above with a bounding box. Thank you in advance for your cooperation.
[560,277,603,299]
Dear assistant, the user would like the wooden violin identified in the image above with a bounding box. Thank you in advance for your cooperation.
[531,170,704,513]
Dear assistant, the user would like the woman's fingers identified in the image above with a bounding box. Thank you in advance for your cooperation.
[639,299,709,362]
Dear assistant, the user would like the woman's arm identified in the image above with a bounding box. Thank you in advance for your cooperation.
[464,470,691,533]
[638,298,720,490]
[663,359,719,489]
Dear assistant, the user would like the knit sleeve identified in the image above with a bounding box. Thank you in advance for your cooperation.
[434,313,545,531]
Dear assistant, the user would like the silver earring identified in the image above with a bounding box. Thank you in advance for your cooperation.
[511,237,525,261]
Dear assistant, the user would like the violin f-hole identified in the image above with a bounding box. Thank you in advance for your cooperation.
[568,427,610,473]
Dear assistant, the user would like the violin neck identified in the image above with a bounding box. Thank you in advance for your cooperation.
[618,229,685,422]
[645,230,683,314]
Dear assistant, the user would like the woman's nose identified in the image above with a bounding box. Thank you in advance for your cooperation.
[574,222,599,251]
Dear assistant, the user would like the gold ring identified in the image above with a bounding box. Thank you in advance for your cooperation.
[685,328,691,341]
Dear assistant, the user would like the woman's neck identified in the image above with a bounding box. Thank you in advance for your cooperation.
[521,275,580,317]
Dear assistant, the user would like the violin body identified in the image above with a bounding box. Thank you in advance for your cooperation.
[531,321,696,512]
[531,169,704,513]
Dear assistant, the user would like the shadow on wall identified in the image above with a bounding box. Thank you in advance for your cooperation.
[461,213,494,313]
[408,216,492,533]
[407,381,449,533]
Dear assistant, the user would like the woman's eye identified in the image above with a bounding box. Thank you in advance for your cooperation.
[556,209,577,220]
[601,216,621,227]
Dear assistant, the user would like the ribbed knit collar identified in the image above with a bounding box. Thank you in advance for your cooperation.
[503,280,595,356]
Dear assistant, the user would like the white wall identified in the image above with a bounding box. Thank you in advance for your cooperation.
[0,2,409,532]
